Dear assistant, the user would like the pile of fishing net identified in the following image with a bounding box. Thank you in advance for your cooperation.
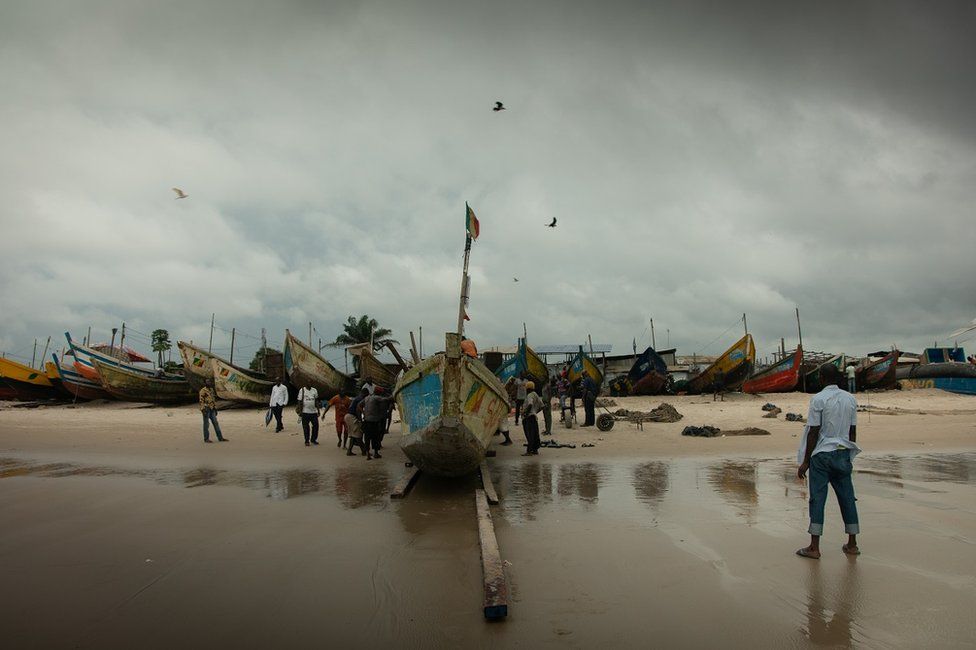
[613,402,683,423]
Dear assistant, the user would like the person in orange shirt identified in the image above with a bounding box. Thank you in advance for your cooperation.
[322,392,353,449]
[460,336,478,358]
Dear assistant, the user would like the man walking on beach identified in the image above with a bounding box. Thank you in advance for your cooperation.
[521,381,543,455]
[199,379,227,443]
[297,385,320,446]
[269,379,288,432]
[343,412,368,456]
[360,391,392,459]
[846,364,857,393]
[514,373,527,425]
[580,371,598,427]
[796,364,861,559]
[323,392,352,448]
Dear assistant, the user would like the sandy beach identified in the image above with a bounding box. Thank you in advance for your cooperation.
[2,388,975,648]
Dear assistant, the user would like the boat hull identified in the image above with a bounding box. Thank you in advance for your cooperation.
[900,377,976,395]
[628,348,670,396]
[743,347,803,394]
[284,330,354,399]
[92,359,196,404]
[568,348,604,388]
[357,347,399,389]
[0,357,57,400]
[685,334,756,394]
[857,351,899,390]
[211,358,274,404]
[495,339,548,386]
[66,332,155,383]
[395,334,510,478]
[177,341,217,393]
[53,354,110,400]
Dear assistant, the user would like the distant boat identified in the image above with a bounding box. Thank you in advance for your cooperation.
[743,346,803,394]
[347,343,400,389]
[92,358,195,404]
[211,357,274,404]
[52,353,110,401]
[283,329,354,398]
[0,356,56,401]
[685,334,755,394]
[856,350,900,391]
[395,333,510,477]
[627,347,671,395]
[44,359,73,399]
[495,338,548,386]
[177,341,220,393]
[898,348,976,395]
[803,354,847,393]
[568,346,604,388]
[66,332,155,383]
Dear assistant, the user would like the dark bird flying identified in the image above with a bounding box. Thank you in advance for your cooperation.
[546,218,557,228]
[493,101,505,112]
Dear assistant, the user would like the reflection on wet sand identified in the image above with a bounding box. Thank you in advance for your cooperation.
[496,462,553,523]
[803,559,863,646]
[556,463,605,505]
[706,461,759,518]
[334,466,392,510]
[632,461,669,508]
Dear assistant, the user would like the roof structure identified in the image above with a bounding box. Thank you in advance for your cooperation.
[533,344,613,355]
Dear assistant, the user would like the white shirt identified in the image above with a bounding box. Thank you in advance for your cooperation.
[363,382,376,395]
[846,365,856,379]
[298,387,319,414]
[797,385,860,463]
[522,391,544,416]
[269,384,289,407]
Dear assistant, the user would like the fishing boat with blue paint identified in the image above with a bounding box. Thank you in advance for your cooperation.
[898,348,976,395]
[65,332,154,383]
[627,347,671,395]
[52,352,110,401]
[494,338,548,386]
[393,203,510,477]
[856,350,899,391]
[568,346,604,389]
[685,333,755,394]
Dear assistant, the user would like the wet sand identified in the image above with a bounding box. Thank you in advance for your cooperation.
[1,389,975,648]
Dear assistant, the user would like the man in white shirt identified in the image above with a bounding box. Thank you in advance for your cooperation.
[797,364,861,559]
[845,364,857,393]
[297,385,320,446]
[514,375,528,425]
[269,379,289,432]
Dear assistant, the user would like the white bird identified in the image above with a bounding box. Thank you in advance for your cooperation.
[172,187,188,199]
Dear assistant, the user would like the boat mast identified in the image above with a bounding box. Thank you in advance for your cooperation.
[39,336,50,370]
[208,314,215,353]
[743,313,748,336]
[650,318,656,350]
[456,233,472,336]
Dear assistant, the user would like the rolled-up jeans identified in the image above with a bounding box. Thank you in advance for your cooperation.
[808,448,859,536]
[202,408,223,441]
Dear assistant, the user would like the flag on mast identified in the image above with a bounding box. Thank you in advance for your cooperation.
[465,203,480,240]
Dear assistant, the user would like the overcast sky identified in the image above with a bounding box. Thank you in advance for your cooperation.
[1,0,974,368]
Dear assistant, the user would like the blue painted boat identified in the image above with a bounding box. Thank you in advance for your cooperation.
[494,338,548,386]
[627,347,670,395]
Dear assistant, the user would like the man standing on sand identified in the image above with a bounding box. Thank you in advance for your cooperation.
[360,391,392,460]
[521,381,543,455]
[269,379,288,432]
[580,371,598,427]
[199,379,227,443]
[343,412,369,456]
[323,392,352,448]
[540,378,553,435]
[514,373,527,425]
[297,385,320,446]
[796,364,861,559]
[846,364,857,393]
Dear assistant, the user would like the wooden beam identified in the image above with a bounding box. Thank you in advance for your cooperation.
[475,489,509,620]
[479,461,499,505]
[385,341,410,371]
[390,466,421,499]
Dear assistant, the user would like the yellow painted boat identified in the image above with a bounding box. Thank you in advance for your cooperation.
[685,334,755,394]
[568,347,604,387]
[92,358,196,404]
[0,356,56,400]
[283,329,354,398]
[495,338,548,385]
[177,341,219,393]
[211,358,274,404]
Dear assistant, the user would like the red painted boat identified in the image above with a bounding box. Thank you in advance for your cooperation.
[743,346,803,394]
[856,350,900,390]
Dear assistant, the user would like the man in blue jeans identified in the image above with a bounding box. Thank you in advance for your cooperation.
[199,379,227,443]
[797,364,859,558]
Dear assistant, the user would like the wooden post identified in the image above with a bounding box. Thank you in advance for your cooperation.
[650,318,656,350]
[796,307,805,392]
[119,322,126,353]
[457,232,473,336]
[588,334,594,353]
[523,322,527,344]
[85,325,91,347]
[476,489,508,619]
[667,328,670,348]
[261,328,267,373]
[39,336,50,370]
[309,322,313,347]
[480,461,499,505]
[795,307,803,351]
[409,331,420,364]
[743,313,748,336]
[208,313,215,353]
[781,337,785,358]
[390,466,421,499]
[229,327,236,365]
[419,326,423,359]
[385,341,409,371]
[31,339,37,369]
[109,328,118,356]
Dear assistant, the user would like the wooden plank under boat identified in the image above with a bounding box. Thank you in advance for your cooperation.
[685,334,755,394]
[568,346,604,388]
[92,358,195,404]
[0,356,57,401]
[211,358,274,404]
[743,346,803,394]
[394,333,510,478]
[856,350,900,390]
[494,338,548,386]
[53,353,110,401]
[628,347,671,395]
[283,329,354,399]
[177,341,219,393]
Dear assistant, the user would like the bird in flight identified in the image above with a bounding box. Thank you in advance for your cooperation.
[513,277,519,282]
[172,187,188,199]
[546,217,557,228]
[493,101,505,112]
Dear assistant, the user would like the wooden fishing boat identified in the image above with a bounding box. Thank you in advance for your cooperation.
[568,347,604,388]
[494,338,548,386]
[394,333,510,477]
[856,350,900,391]
[0,356,57,400]
[92,358,195,403]
[347,343,399,389]
[211,358,274,404]
[44,360,73,398]
[743,346,803,394]
[176,341,220,393]
[627,347,670,395]
[283,329,354,398]
[66,332,155,383]
[52,353,110,400]
[685,334,755,394]
[803,354,846,393]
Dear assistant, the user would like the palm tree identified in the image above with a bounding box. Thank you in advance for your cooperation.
[331,315,398,351]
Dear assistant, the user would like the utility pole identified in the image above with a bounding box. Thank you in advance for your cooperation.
[650,318,656,350]
[39,337,50,370]
[261,328,267,373]
[208,313,215,353]
[229,328,236,365]
[309,322,313,347]
[667,329,670,348]
[523,322,528,344]
[588,334,594,353]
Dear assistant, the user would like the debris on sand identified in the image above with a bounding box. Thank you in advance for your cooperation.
[595,398,618,408]
[613,402,683,423]
[763,407,782,418]
[540,440,577,449]
[761,403,778,411]
[785,413,805,422]
[581,442,596,448]
[723,427,771,436]
[682,425,771,437]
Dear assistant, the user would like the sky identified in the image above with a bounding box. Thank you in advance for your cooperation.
[1,0,974,369]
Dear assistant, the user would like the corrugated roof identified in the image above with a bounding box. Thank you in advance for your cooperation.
[533,344,613,355]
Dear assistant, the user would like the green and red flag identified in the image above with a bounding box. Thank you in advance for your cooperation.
[465,202,480,240]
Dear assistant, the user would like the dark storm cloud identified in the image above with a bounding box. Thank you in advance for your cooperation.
[0,0,973,366]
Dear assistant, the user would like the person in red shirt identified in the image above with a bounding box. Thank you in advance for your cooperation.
[322,392,353,449]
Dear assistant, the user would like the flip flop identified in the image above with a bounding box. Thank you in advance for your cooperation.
[842,544,861,555]
[796,548,820,559]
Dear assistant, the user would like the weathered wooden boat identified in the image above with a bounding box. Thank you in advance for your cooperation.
[901,376,976,395]
[627,347,670,395]
[44,360,73,399]
[283,329,354,398]
[803,354,846,393]
[685,334,755,394]
[856,350,900,391]
[394,333,510,477]
[177,341,220,393]
[347,343,400,389]
[0,356,57,400]
[568,346,605,388]
[211,358,274,404]
[92,358,196,403]
[743,346,803,394]
[66,332,156,383]
[52,353,110,401]
[495,338,548,386]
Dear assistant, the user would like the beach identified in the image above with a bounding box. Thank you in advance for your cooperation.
[1,388,975,648]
